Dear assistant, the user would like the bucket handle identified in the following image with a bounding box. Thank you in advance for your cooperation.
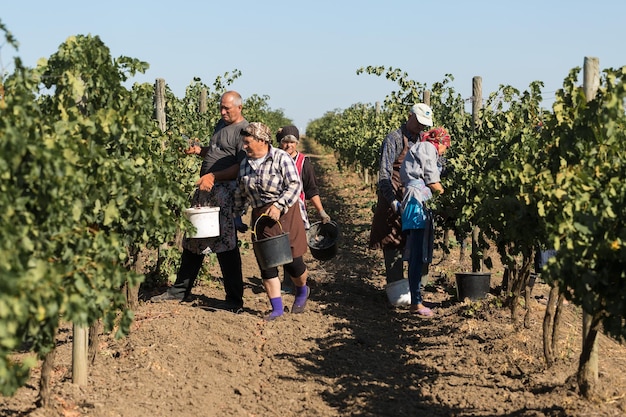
[251,213,284,240]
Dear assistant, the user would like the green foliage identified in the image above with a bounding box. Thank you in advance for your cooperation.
[308,61,626,348]
[0,32,183,395]
[0,43,59,394]
[307,66,420,173]
[459,297,503,318]
[243,93,292,136]
[456,82,547,278]
[539,66,626,341]
[0,22,304,396]
[3,16,625,397]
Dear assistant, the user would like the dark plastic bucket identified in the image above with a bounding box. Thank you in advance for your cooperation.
[455,272,491,301]
[252,215,293,269]
[307,221,339,261]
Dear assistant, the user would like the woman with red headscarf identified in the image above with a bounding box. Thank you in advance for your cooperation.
[399,127,451,317]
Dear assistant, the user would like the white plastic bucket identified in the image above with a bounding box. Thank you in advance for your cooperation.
[385,278,411,306]
[184,206,220,238]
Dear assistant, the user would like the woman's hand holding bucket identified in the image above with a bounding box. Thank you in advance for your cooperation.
[264,205,281,222]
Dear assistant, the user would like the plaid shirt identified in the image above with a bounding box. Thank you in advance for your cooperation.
[234,146,302,215]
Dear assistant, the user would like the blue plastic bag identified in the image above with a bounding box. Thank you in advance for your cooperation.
[401,197,427,230]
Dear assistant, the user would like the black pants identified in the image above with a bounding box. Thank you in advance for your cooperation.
[168,247,244,306]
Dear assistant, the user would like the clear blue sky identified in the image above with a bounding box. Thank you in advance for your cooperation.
[2,0,624,133]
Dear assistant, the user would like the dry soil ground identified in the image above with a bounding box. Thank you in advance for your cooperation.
[1,137,625,417]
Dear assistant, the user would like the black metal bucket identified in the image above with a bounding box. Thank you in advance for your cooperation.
[252,215,293,269]
[307,221,339,261]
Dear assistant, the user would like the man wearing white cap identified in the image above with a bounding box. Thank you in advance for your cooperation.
[369,103,433,305]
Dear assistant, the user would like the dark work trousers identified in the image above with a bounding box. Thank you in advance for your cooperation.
[383,247,404,285]
[168,247,244,307]
[216,247,244,307]
[407,229,427,306]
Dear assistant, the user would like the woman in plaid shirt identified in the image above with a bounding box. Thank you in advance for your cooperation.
[234,122,311,321]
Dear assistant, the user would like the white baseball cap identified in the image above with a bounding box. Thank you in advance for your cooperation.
[411,103,433,126]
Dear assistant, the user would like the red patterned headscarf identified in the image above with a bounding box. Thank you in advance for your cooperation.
[422,127,451,148]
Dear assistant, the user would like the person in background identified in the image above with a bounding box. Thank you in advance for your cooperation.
[151,91,247,312]
[369,103,433,304]
[399,127,451,317]
[277,125,331,294]
[234,122,311,321]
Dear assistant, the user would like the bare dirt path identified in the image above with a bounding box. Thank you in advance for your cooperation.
[2,137,625,417]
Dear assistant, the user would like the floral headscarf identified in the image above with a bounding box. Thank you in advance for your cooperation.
[422,127,451,148]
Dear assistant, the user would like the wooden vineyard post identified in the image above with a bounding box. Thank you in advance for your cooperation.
[153,78,169,298]
[72,323,88,385]
[579,56,600,395]
[155,78,166,133]
[471,76,483,272]
[423,90,431,106]
[199,88,207,113]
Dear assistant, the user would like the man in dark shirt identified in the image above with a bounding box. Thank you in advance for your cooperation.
[151,91,248,311]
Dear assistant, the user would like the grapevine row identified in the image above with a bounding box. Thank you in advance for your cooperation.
[0,29,290,397]
[306,62,626,398]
